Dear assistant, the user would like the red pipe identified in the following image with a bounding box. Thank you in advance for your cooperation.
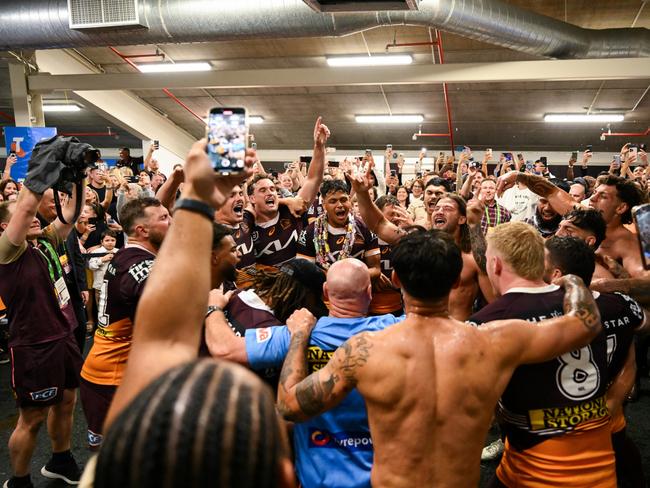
[600,128,650,138]
[122,53,165,59]
[109,46,207,126]
[435,29,456,157]
[385,40,439,50]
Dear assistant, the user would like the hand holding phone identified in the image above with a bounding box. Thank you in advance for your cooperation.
[633,204,650,270]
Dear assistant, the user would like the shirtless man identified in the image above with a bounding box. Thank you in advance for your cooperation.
[420,177,449,229]
[351,168,493,319]
[277,228,602,488]
[497,172,646,277]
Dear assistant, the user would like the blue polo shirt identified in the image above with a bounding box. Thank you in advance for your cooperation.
[245,314,402,488]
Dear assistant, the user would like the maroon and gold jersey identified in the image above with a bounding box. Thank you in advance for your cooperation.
[470,285,609,451]
[232,216,255,269]
[251,205,304,267]
[81,245,154,385]
[296,217,379,269]
[369,238,402,315]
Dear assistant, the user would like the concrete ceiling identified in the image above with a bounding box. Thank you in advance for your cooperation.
[1,0,649,153]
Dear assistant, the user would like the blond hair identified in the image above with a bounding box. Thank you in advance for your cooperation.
[487,222,545,280]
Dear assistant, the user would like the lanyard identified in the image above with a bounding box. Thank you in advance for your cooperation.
[484,203,501,227]
[35,239,64,285]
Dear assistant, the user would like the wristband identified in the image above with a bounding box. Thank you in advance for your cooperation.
[173,198,215,221]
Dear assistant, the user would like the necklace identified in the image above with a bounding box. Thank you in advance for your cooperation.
[313,213,356,269]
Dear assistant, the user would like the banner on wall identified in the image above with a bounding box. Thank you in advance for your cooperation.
[3,127,58,180]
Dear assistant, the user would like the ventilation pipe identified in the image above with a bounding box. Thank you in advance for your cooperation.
[0,0,648,59]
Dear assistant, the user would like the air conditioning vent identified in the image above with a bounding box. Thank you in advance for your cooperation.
[68,0,147,29]
[303,0,419,12]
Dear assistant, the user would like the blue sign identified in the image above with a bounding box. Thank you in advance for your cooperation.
[4,127,58,180]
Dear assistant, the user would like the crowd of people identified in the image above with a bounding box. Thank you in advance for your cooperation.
[0,117,648,488]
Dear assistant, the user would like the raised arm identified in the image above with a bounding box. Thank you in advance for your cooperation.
[4,187,41,246]
[105,140,253,429]
[497,171,577,216]
[486,274,601,366]
[156,166,184,211]
[277,310,369,422]
[348,167,405,245]
[297,117,329,206]
[2,154,17,180]
[51,180,85,241]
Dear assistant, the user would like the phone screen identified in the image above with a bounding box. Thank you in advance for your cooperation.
[633,204,650,270]
[207,108,247,173]
[571,151,578,160]
[328,160,340,168]
[389,162,399,173]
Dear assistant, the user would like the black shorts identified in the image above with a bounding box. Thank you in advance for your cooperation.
[79,377,117,447]
[10,334,82,408]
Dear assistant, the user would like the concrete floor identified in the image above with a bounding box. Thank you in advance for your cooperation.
[0,342,648,487]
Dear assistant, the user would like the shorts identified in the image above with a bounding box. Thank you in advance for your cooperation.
[10,334,82,408]
[79,377,117,447]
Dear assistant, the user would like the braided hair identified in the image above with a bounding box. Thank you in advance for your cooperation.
[250,266,327,323]
[95,360,285,488]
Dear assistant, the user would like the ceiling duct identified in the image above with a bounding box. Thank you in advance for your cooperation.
[0,0,648,59]
[67,0,146,29]
[303,0,420,12]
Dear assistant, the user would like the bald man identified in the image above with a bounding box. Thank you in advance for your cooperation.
[205,258,402,488]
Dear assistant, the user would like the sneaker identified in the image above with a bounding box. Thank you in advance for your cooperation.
[41,456,81,485]
[481,438,504,461]
[3,478,34,488]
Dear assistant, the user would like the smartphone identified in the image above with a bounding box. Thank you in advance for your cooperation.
[9,152,16,158]
[633,204,650,270]
[328,160,340,168]
[300,156,312,165]
[517,153,523,161]
[392,152,398,159]
[416,172,423,178]
[128,176,139,183]
[525,160,534,172]
[641,143,647,152]
[153,140,159,150]
[365,149,372,156]
[251,142,257,150]
[614,154,621,166]
[107,217,116,225]
[486,148,493,158]
[571,151,578,160]
[283,162,290,170]
[389,162,399,173]
[206,107,247,174]
[585,145,593,153]
[386,144,392,150]
[629,145,638,158]
[540,156,547,165]
[88,217,98,226]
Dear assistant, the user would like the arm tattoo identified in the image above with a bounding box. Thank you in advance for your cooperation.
[563,275,601,332]
[468,224,487,273]
[340,334,373,382]
[295,372,340,417]
[516,173,557,198]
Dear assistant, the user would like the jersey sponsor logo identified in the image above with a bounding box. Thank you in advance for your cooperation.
[615,292,644,320]
[252,231,259,241]
[128,259,154,284]
[237,240,254,258]
[309,428,373,451]
[268,227,277,237]
[280,219,292,231]
[336,236,345,245]
[528,395,607,431]
[256,327,272,343]
[87,430,103,447]
[307,346,334,373]
[29,387,58,402]
[256,229,300,257]
[298,229,308,246]
[602,315,631,329]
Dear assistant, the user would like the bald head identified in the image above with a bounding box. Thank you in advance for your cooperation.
[325,259,372,316]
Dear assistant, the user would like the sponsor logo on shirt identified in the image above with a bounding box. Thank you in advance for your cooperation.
[128,259,154,284]
[528,395,608,431]
[307,346,335,373]
[29,387,58,402]
[309,429,373,451]
[256,327,272,343]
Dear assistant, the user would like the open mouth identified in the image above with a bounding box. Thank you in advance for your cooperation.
[335,209,348,219]
[264,196,276,206]
[433,216,447,227]
[232,203,244,215]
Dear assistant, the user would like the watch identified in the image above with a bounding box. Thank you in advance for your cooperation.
[205,305,223,319]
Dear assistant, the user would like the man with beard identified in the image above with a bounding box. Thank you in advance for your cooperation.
[79,197,171,449]
[297,180,381,281]
[524,197,562,238]
[246,117,329,267]
[497,172,646,277]
[350,168,493,320]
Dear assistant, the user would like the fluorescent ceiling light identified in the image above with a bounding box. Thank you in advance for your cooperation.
[355,114,424,124]
[544,114,625,123]
[137,62,212,73]
[327,54,413,67]
[249,116,265,124]
[43,104,81,112]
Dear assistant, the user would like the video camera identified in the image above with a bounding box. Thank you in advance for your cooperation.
[24,135,99,224]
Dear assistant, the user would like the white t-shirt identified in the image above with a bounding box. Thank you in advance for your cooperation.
[498,185,539,222]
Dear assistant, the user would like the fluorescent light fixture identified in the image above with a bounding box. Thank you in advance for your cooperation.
[43,104,81,112]
[249,116,265,124]
[137,62,212,73]
[355,114,424,124]
[544,114,625,123]
[327,54,413,67]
